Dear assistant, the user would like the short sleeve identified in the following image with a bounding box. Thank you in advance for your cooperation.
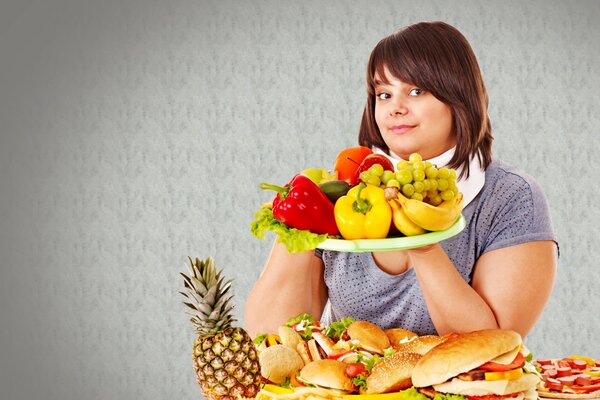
[481,173,556,254]
[314,248,324,259]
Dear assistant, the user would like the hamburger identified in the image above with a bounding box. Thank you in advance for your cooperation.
[411,329,540,400]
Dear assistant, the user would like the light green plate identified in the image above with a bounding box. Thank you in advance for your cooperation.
[317,215,466,252]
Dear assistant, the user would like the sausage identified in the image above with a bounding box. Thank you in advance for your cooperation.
[572,359,588,370]
[543,369,558,379]
[557,359,571,368]
[545,377,564,392]
[556,367,572,377]
[576,374,593,386]
[537,359,554,366]
[557,375,577,386]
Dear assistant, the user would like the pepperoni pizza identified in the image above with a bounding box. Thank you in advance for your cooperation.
[535,356,600,399]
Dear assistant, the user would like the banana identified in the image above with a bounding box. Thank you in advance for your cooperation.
[388,199,427,236]
[395,192,464,231]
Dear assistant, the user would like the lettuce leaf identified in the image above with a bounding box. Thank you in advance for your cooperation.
[250,205,328,253]
[433,393,467,400]
[398,388,434,400]
[324,317,355,340]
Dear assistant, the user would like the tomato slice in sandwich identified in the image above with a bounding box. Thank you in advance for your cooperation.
[467,394,525,400]
[479,352,525,372]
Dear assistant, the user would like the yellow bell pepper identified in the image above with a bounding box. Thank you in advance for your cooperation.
[484,368,524,381]
[334,183,392,240]
[266,333,281,347]
[583,368,600,377]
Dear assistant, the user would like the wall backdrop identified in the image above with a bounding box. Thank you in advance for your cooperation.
[1,0,599,399]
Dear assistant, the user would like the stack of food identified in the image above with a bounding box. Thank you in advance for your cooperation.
[179,257,582,400]
[250,147,464,252]
[252,316,541,400]
[253,313,435,398]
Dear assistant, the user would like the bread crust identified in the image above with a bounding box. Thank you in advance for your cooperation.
[538,390,600,399]
[366,351,422,394]
[259,344,305,385]
[411,329,522,388]
[299,359,354,392]
[385,328,418,348]
[394,335,446,355]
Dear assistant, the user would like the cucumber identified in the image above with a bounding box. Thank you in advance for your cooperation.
[319,180,351,203]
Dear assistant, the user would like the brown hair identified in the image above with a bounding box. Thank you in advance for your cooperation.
[358,21,493,178]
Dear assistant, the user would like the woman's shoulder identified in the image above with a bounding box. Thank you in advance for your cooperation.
[482,159,547,202]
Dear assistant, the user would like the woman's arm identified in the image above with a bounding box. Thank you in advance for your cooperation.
[244,241,328,337]
[409,240,557,338]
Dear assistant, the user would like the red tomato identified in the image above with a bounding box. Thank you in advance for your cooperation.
[327,349,352,360]
[466,394,516,400]
[479,352,525,372]
[333,146,373,184]
[345,362,367,378]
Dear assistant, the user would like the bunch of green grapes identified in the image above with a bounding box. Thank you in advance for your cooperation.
[360,153,459,205]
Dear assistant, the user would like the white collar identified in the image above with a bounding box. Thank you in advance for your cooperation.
[372,146,485,207]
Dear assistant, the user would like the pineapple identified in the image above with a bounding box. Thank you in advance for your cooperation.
[181,256,261,399]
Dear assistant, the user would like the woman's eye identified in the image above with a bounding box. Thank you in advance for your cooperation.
[409,88,424,96]
[376,92,391,100]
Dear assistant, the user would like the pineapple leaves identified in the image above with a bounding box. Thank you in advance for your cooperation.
[180,256,238,334]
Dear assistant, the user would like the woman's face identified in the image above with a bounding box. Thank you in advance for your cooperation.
[374,67,455,160]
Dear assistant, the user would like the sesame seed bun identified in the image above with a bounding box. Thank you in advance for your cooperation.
[393,335,446,355]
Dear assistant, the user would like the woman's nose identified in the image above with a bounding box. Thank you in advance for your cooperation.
[389,98,407,116]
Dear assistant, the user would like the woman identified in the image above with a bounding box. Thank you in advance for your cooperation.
[245,21,557,339]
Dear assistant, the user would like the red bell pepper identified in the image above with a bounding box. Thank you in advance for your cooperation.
[260,174,339,236]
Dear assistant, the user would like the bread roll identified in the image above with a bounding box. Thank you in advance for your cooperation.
[366,351,422,394]
[259,344,304,385]
[347,320,390,354]
[299,359,354,392]
[412,329,522,388]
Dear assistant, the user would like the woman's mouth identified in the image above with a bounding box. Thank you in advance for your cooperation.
[390,125,416,134]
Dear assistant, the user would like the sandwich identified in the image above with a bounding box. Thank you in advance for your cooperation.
[296,359,355,392]
[411,329,540,400]
[366,351,422,394]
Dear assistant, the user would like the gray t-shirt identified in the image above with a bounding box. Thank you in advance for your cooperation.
[317,159,557,335]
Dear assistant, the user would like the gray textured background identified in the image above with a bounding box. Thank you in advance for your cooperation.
[1,0,599,399]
